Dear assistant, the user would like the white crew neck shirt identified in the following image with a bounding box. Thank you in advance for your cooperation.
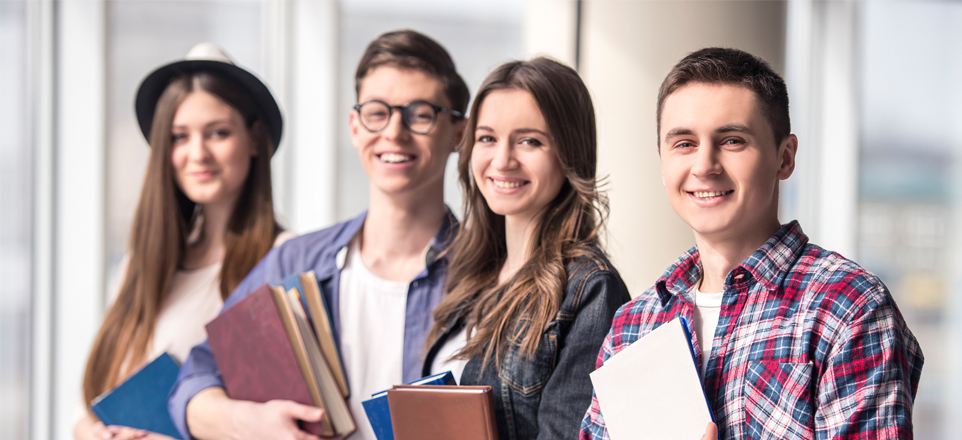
[692,287,724,377]
[429,326,471,384]
[339,242,409,440]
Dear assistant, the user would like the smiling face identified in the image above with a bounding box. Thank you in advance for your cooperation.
[471,89,566,224]
[659,82,796,244]
[350,66,464,198]
[170,90,255,207]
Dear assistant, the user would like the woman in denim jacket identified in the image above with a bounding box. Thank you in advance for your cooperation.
[424,57,631,440]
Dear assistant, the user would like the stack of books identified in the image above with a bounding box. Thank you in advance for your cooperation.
[362,371,498,440]
[206,271,355,438]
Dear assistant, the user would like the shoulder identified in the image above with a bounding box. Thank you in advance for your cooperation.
[272,230,298,247]
[793,243,893,321]
[240,217,361,288]
[270,218,358,264]
[561,250,631,313]
[605,285,663,347]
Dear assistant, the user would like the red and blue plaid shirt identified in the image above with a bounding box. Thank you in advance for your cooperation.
[581,221,923,440]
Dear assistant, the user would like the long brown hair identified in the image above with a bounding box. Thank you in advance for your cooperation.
[429,58,608,369]
[82,72,281,406]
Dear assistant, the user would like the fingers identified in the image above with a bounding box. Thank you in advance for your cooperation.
[701,422,718,440]
[276,401,325,423]
[293,431,323,440]
[103,426,148,440]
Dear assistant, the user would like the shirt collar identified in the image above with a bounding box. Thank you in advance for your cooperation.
[332,207,459,271]
[656,220,808,305]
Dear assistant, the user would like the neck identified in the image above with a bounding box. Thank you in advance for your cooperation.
[500,212,541,285]
[359,185,447,281]
[185,196,236,269]
[694,218,781,293]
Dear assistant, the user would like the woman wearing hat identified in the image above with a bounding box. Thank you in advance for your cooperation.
[74,43,294,440]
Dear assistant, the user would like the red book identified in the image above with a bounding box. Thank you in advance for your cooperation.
[205,284,333,436]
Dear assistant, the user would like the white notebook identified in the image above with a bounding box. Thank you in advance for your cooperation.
[589,317,714,440]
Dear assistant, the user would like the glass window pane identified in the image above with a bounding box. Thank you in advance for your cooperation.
[857,3,962,439]
[1,1,32,439]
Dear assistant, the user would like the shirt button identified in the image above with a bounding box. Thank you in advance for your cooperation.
[734,274,744,280]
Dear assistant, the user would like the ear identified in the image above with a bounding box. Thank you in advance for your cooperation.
[349,109,361,151]
[451,118,468,154]
[776,134,798,180]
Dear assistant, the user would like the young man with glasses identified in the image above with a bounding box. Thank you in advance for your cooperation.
[168,30,468,440]
[580,48,923,440]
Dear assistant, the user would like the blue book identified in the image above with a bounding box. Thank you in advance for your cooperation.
[362,371,456,440]
[91,352,183,439]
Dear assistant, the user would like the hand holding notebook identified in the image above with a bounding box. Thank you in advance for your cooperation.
[589,318,714,440]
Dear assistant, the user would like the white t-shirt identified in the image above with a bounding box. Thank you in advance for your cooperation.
[77,231,297,423]
[429,327,471,385]
[338,242,409,440]
[692,288,723,377]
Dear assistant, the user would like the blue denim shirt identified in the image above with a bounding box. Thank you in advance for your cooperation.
[168,210,457,440]
[423,249,630,440]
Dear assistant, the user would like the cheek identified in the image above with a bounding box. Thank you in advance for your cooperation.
[535,153,566,197]
[171,147,187,172]
[469,148,487,182]
[217,140,253,178]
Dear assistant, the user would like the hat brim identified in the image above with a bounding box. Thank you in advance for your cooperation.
[135,59,283,153]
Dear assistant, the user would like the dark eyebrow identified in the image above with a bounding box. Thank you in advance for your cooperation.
[715,124,754,136]
[514,128,549,137]
[173,119,232,130]
[664,128,695,142]
[476,125,494,132]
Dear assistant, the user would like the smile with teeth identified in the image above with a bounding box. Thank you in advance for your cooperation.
[491,178,527,189]
[690,190,733,199]
[379,153,414,164]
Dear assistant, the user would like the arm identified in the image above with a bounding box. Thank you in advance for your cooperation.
[184,388,324,440]
[814,289,924,439]
[168,245,323,440]
[536,270,630,440]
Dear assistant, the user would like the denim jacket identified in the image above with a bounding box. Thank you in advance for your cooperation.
[423,249,630,440]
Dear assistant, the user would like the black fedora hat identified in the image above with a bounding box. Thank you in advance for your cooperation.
[134,43,283,153]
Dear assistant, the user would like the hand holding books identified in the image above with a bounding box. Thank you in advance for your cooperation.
[205,271,355,438]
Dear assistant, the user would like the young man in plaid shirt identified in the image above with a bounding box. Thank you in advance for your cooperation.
[580,48,923,440]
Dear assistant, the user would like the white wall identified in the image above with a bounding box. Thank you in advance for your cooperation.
[579,0,787,296]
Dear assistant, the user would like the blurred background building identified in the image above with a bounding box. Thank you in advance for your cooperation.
[2,1,959,439]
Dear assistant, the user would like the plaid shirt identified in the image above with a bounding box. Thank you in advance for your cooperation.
[580,221,923,440]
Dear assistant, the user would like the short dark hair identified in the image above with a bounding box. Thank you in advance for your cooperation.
[656,47,790,146]
[355,29,469,117]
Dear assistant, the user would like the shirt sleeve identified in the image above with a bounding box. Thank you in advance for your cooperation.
[579,325,615,440]
[813,286,924,440]
[166,245,290,440]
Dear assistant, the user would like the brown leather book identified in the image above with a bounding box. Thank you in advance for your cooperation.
[205,284,333,437]
[387,385,499,440]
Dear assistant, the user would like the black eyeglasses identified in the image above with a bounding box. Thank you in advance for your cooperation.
[353,100,463,135]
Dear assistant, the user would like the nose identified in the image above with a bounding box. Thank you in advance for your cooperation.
[185,132,212,163]
[381,109,411,143]
[491,141,517,171]
[690,143,722,177]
